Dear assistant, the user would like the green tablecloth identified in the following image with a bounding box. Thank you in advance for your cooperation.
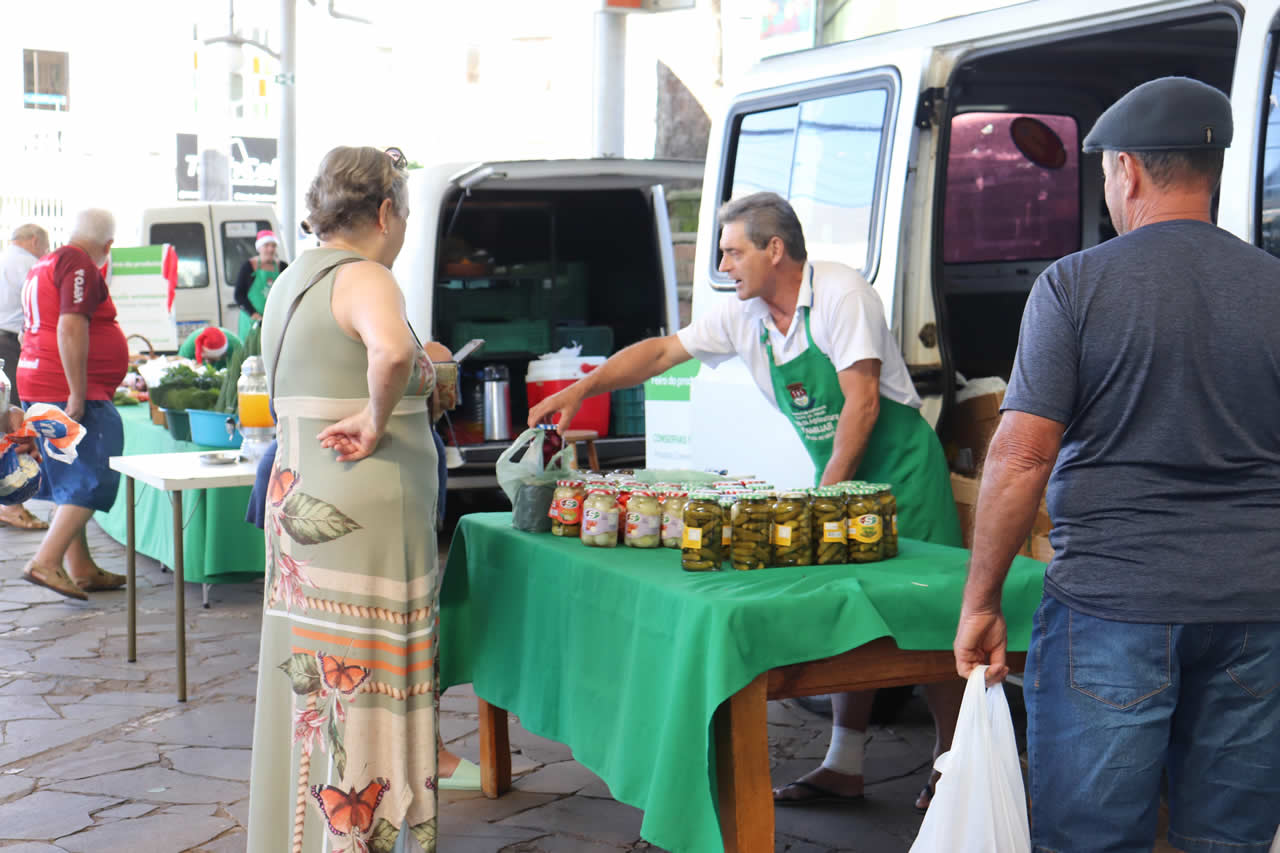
[94,404,264,584]
[440,513,1046,853]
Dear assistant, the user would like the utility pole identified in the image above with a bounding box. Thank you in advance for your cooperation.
[279,0,297,258]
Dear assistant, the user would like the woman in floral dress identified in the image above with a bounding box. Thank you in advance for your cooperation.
[247,146,439,853]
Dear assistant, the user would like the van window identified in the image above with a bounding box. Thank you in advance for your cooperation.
[721,85,892,282]
[222,220,272,283]
[149,223,209,289]
[1259,52,1280,258]
[942,112,1080,263]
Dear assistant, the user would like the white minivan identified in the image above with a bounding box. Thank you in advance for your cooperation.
[676,0,1280,486]
[140,202,283,342]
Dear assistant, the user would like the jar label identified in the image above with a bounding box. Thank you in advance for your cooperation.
[822,521,847,543]
[852,513,882,544]
[662,513,685,541]
[626,512,661,538]
[558,497,581,524]
[722,525,732,547]
[893,515,898,536]
[682,527,703,548]
[773,524,793,547]
[582,508,618,536]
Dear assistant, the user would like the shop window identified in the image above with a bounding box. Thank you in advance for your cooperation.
[942,112,1081,263]
[722,84,892,281]
[23,49,70,111]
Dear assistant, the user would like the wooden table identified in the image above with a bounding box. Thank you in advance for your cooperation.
[108,450,259,702]
[476,638,1027,853]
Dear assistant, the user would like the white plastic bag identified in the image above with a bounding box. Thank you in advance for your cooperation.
[496,428,577,531]
[496,428,548,504]
[909,666,1031,853]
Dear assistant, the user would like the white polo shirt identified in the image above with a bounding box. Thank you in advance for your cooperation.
[0,243,38,334]
[676,260,921,412]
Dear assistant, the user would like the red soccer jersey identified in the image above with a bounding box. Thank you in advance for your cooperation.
[17,244,128,402]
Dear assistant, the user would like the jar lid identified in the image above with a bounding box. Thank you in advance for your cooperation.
[738,492,770,502]
[868,482,893,492]
[631,490,657,498]
[780,490,809,499]
[557,479,585,488]
[240,355,265,375]
[586,487,617,496]
[663,490,689,498]
[689,489,718,501]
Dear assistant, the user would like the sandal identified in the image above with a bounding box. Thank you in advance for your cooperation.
[438,757,481,791]
[22,561,87,601]
[773,780,865,807]
[0,505,49,530]
[71,567,128,592]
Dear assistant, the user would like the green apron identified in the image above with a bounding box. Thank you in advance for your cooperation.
[238,262,280,342]
[762,286,962,547]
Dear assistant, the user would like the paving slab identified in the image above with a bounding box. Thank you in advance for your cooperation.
[438,819,545,853]
[226,796,249,829]
[0,844,70,853]
[119,701,254,749]
[504,835,626,853]
[443,790,561,823]
[513,760,605,796]
[24,740,160,782]
[509,728,575,765]
[0,774,36,801]
[498,796,645,846]
[49,766,247,805]
[189,828,248,853]
[0,696,59,721]
[55,811,234,853]
[165,746,251,782]
[95,802,159,820]
[0,790,121,840]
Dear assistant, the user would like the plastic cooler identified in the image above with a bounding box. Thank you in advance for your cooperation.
[526,356,611,436]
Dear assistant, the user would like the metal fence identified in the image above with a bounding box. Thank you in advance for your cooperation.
[0,194,68,251]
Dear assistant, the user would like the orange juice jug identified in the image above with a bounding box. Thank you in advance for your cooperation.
[236,356,275,428]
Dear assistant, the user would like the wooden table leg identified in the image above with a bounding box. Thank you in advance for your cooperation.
[173,490,186,703]
[585,439,600,472]
[714,672,773,853]
[477,697,511,799]
[126,476,136,663]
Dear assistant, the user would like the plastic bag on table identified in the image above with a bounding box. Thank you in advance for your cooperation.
[498,428,578,531]
[908,666,1030,853]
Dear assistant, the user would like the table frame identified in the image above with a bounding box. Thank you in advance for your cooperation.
[475,637,1026,852]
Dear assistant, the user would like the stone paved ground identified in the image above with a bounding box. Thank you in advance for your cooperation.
[0,500,1177,852]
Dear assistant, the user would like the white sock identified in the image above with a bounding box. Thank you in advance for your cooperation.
[820,725,866,776]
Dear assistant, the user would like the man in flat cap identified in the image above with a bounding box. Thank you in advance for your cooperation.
[954,77,1280,851]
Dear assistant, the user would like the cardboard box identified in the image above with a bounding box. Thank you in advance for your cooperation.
[946,389,1005,474]
[951,472,1053,561]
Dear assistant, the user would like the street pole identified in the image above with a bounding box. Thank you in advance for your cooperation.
[592,8,627,158]
[279,0,297,258]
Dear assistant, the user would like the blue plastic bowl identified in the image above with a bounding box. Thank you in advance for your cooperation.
[186,409,242,449]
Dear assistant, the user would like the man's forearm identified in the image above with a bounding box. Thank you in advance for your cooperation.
[575,336,686,400]
[56,316,89,400]
[820,396,878,485]
[964,435,1054,611]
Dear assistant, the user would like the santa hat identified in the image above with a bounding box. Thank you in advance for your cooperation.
[255,230,279,252]
[194,327,228,365]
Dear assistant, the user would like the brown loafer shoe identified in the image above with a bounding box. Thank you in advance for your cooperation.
[22,561,88,601]
[71,567,128,592]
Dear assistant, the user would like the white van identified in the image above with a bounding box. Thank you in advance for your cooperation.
[677,0,1280,486]
[139,202,283,343]
[393,158,702,487]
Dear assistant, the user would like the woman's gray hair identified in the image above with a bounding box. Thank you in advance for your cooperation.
[302,146,409,239]
[69,209,115,247]
[717,192,807,262]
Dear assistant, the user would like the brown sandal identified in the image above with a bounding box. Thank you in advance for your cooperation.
[71,567,128,592]
[22,561,88,601]
[0,505,50,530]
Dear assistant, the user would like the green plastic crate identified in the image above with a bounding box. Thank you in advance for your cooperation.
[436,279,533,322]
[552,325,614,356]
[611,385,646,436]
[525,261,589,325]
[453,319,550,356]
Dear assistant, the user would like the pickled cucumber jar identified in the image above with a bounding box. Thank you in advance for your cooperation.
[812,487,849,565]
[846,485,884,563]
[549,479,586,537]
[661,490,689,549]
[772,490,813,567]
[730,493,772,571]
[868,483,898,557]
[719,494,737,556]
[580,488,620,548]
[681,491,723,571]
[625,490,663,548]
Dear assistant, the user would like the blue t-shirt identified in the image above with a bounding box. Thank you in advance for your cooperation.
[1004,219,1280,623]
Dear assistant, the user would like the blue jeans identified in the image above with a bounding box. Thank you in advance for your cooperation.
[1025,594,1280,853]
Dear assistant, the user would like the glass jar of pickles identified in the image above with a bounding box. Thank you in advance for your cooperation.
[580,488,620,548]
[846,485,884,562]
[771,490,813,566]
[661,490,688,549]
[730,493,772,571]
[681,491,723,571]
[625,490,663,548]
[812,487,849,565]
[549,479,586,537]
[719,494,737,556]
[868,483,898,557]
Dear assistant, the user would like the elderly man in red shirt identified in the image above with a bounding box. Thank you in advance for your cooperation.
[17,209,128,600]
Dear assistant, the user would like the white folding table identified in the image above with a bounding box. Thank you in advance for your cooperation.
[108,451,259,701]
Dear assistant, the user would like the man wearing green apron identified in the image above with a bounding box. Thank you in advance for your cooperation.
[528,191,963,811]
[232,230,287,342]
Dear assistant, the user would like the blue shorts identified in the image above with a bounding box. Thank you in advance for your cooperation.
[1025,594,1280,853]
[23,400,123,513]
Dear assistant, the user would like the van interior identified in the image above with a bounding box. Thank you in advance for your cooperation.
[432,186,669,446]
[937,11,1239,386]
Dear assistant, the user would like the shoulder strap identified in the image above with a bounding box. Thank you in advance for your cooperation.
[269,257,363,397]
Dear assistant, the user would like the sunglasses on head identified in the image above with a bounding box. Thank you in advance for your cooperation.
[384,147,408,170]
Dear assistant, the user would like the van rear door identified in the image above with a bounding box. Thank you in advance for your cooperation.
[1222,0,1280,249]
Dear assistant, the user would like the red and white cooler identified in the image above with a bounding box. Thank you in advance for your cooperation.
[526,356,611,436]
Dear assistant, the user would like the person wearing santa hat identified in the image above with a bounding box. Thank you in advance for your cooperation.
[177,325,242,370]
[232,230,287,341]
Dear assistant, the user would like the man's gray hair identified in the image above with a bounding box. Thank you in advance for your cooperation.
[69,208,115,247]
[718,192,807,262]
[10,223,48,243]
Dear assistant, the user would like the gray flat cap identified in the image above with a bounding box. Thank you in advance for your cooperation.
[1082,76,1232,153]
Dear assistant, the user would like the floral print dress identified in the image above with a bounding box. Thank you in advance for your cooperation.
[246,249,440,853]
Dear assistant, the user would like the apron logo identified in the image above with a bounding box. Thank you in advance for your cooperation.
[786,382,812,410]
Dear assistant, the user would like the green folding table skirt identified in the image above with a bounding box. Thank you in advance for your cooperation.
[95,403,264,584]
[440,512,1047,853]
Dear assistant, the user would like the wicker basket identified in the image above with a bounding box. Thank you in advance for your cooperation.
[126,334,155,368]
